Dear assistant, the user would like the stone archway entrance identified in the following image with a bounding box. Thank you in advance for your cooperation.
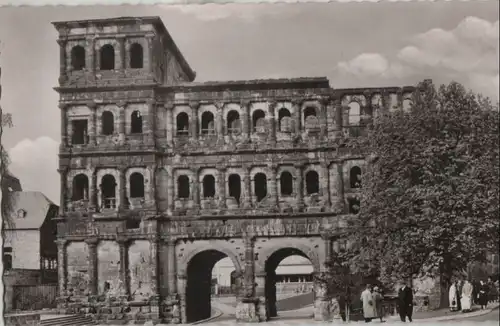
[264,247,315,319]
[185,250,237,323]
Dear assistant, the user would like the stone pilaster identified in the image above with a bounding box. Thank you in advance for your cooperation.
[333,97,343,138]
[242,166,252,209]
[333,163,345,213]
[59,169,67,215]
[145,33,155,75]
[292,99,302,135]
[86,37,95,74]
[119,167,127,210]
[167,239,177,295]
[56,239,68,297]
[313,271,332,321]
[321,162,331,208]
[149,236,160,297]
[150,165,158,210]
[147,99,156,146]
[57,39,67,84]
[87,101,97,146]
[267,101,277,144]
[117,101,127,143]
[191,167,200,211]
[216,103,224,145]
[117,35,126,71]
[254,272,268,321]
[85,238,99,296]
[164,103,174,148]
[190,102,199,140]
[294,163,304,212]
[268,164,279,211]
[218,167,226,209]
[166,167,174,214]
[240,100,251,142]
[117,238,130,297]
[90,169,98,212]
[319,100,328,140]
[59,103,68,147]
[236,236,260,322]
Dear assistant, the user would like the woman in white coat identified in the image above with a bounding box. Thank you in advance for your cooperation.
[449,282,458,311]
[461,280,473,312]
[361,284,376,322]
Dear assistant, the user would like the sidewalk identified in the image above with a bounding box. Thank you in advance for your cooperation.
[413,302,499,322]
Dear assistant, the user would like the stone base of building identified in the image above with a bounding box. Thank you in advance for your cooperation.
[57,296,162,325]
[313,299,332,321]
[235,299,261,323]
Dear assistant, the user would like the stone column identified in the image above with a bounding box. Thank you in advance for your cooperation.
[59,104,68,147]
[192,167,200,211]
[323,235,333,268]
[166,167,174,214]
[313,270,332,321]
[56,239,67,297]
[294,163,304,212]
[216,103,224,145]
[145,33,155,75]
[167,239,177,295]
[90,169,98,212]
[85,238,99,296]
[240,100,251,142]
[236,236,260,322]
[117,238,130,297]
[332,97,342,138]
[332,163,345,213]
[57,39,67,83]
[321,162,331,208]
[147,100,156,146]
[267,101,277,144]
[149,237,160,297]
[119,168,127,210]
[268,164,279,211]
[87,101,97,146]
[165,104,174,148]
[59,169,67,215]
[117,101,127,143]
[254,271,267,321]
[319,100,328,139]
[292,99,302,136]
[86,37,96,74]
[190,102,199,140]
[218,167,226,209]
[242,166,252,209]
[117,35,126,71]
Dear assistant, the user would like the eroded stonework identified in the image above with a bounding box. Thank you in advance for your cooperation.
[53,16,423,325]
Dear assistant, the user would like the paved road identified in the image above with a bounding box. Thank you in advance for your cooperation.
[458,307,499,321]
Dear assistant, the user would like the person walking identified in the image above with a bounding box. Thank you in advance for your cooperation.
[449,281,458,311]
[478,280,489,309]
[361,284,376,322]
[397,281,414,322]
[456,280,463,311]
[461,279,473,312]
[372,286,385,322]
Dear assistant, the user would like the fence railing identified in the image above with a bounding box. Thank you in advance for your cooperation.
[12,283,57,311]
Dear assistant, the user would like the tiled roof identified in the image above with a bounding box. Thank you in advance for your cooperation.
[3,191,55,230]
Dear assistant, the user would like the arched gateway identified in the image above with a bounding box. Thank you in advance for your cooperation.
[53,15,416,326]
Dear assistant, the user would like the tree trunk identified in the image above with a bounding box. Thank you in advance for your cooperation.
[439,258,453,309]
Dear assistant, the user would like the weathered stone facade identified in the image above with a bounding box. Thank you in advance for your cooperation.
[53,16,418,324]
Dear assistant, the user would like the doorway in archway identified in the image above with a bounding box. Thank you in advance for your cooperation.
[265,248,314,320]
[185,250,237,323]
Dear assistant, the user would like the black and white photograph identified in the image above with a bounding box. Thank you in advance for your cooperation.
[0,1,498,325]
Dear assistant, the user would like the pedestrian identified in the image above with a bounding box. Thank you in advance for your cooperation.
[361,284,376,322]
[456,280,463,311]
[478,280,489,309]
[487,277,498,304]
[397,281,414,322]
[372,286,385,322]
[461,279,473,312]
[449,281,458,311]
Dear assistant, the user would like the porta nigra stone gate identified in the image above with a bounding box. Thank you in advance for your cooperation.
[53,16,417,325]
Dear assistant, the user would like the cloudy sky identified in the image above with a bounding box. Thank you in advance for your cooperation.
[0,2,498,204]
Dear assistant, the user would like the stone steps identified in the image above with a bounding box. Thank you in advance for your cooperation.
[40,314,95,326]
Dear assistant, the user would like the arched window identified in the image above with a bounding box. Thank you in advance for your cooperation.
[201,112,215,135]
[348,102,361,126]
[100,44,115,70]
[252,110,266,133]
[350,166,361,189]
[402,99,412,112]
[72,174,89,201]
[101,174,117,209]
[176,112,190,136]
[348,198,360,214]
[254,173,267,202]
[130,172,145,198]
[130,43,144,69]
[101,111,114,135]
[305,170,319,195]
[280,171,293,195]
[202,175,216,198]
[303,107,317,120]
[227,111,241,134]
[278,108,292,133]
[304,107,319,131]
[228,174,241,203]
[71,45,86,71]
[131,111,143,134]
[177,175,190,199]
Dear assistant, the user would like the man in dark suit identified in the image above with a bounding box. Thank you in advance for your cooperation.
[398,281,414,322]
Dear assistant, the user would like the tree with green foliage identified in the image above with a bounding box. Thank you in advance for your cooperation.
[343,80,499,308]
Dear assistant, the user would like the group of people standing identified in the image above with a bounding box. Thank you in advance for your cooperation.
[361,282,414,323]
[449,277,497,312]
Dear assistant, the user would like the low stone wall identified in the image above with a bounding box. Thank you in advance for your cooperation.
[3,269,43,312]
[3,312,40,326]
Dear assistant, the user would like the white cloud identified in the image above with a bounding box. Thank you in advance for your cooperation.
[8,136,59,204]
[338,16,499,100]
